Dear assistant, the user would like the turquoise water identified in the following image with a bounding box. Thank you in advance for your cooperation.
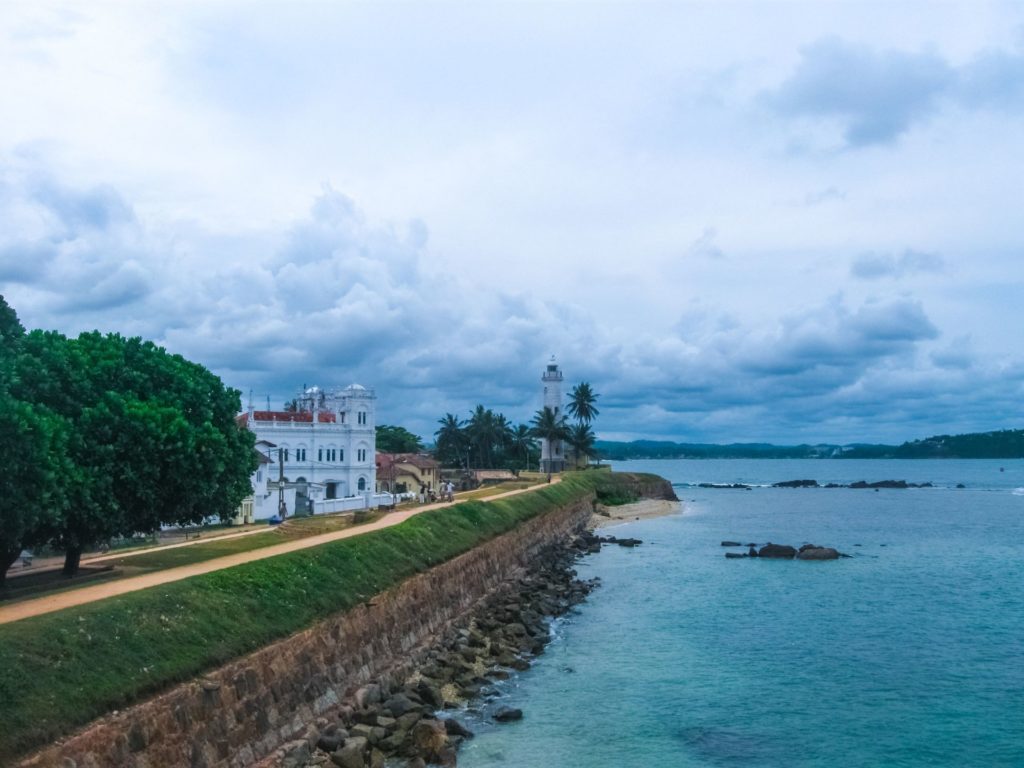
[458,459,1024,767]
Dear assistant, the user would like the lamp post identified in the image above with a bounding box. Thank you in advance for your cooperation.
[271,446,286,520]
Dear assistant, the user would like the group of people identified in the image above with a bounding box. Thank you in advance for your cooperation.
[419,481,456,504]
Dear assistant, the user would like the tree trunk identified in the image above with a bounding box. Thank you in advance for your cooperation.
[63,546,82,577]
[0,546,22,588]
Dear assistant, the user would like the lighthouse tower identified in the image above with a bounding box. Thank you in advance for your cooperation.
[540,355,566,473]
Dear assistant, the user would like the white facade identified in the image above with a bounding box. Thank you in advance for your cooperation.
[238,384,378,515]
[540,356,566,473]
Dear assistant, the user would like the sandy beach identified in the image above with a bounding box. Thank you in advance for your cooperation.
[588,498,682,529]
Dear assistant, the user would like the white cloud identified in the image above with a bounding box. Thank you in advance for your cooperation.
[2,2,1023,444]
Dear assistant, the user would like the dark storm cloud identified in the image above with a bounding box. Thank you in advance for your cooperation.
[1,161,1019,445]
[0,164,152,311]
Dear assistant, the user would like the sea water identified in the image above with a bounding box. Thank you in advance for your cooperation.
[457,459,1024,768]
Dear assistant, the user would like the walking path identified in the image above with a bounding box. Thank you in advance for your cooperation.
[0,479,560,626]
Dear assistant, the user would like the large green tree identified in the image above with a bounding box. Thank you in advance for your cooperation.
[376,424,424,453]
[0,397,68,584]
[13,330,257,574]
[0,298,68,585]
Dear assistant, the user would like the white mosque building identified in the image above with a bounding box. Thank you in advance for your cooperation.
[540,356,567,473]
[236,383,380,518]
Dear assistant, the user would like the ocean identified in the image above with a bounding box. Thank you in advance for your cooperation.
[456,459,1024,768]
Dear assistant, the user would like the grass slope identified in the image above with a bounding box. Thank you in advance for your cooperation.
[0,471,653,761]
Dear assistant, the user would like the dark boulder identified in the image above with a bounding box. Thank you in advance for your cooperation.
[721,540,742,547]
[796,547,840,560]
[383,694,418,717]
[757,543,797,559]
[442,718,474,739]
[493,707,523,722]
[772,479,819,488]
[724,552,748,559]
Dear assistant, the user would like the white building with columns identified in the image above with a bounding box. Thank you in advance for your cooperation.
[540,355,567,473]
[236,384,379,515]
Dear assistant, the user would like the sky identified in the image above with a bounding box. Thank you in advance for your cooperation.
[1,0,1023,445]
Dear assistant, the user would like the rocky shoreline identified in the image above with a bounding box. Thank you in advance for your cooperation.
[267,529,623,768]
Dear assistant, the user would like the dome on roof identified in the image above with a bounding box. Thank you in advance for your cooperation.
[305,385,321,394]
[347,383,366,390]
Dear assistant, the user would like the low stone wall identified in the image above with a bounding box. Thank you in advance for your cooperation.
[22,494,596,768]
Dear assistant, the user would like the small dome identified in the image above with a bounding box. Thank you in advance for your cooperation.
[347,383,366,391]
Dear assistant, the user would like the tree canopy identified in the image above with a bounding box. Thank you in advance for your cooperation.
[0,297,257,579]
[376,424,424,453]
[433,408,537,470]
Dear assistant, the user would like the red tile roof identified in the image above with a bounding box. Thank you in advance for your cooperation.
[249,410,337,423]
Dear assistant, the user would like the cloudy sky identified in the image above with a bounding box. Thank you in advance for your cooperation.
[2,1,1023,444]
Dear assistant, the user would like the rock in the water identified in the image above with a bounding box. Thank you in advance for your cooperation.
[757,543,797,559]
[493,707,523,722]
[443,718,474,738]
[796,547,840,560]
[721,540,742,547]
[772,479,819,488]
[724,552,748,559]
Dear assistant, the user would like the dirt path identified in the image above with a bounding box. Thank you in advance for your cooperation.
[0,479,561,626]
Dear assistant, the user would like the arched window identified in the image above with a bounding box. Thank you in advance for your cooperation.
[357,477,367,491]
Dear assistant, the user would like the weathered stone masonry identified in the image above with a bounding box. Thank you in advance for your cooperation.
[22,494,599,768]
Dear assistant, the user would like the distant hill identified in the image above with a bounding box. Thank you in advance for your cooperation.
[596,429,1024,460]
[841,429,1024,459]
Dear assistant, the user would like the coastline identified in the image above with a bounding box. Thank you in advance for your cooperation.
[589,498,682,529]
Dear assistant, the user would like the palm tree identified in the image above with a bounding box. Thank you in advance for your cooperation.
[530,406,570,472]
[435,413,467,468]
[511,423,536,471]
[567,423,596,468]
[494,413,515,465]
[467,405,501,468]
[567,382,600,425]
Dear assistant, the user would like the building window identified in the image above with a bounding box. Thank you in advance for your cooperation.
[296,448,306,462]
[282,448,289,462]
[257,470,262,482]
[357,448,366,462]
[318,448,323,462]
[339,412,346,424]
[339,449,344,462]
[329,448,336,461]
[357,411,367,425]
[358,477,366,491]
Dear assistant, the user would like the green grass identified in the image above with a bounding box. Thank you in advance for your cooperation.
[105,529,284,569]
[0,471,659,762]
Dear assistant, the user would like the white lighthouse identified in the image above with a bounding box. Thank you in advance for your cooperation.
[540,355,566,473]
